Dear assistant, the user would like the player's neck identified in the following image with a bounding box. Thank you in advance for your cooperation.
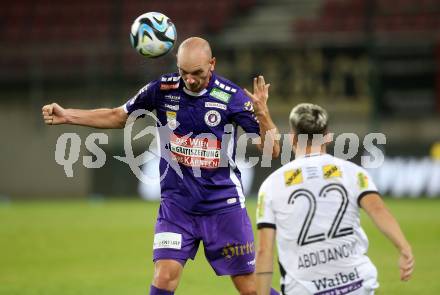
[202,71,213,89]
[295,145,327,158]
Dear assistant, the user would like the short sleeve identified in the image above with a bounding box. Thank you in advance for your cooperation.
[355,167,380,206]
[124,80,159,114]
[256,180,276,229]
[229,90,260,135]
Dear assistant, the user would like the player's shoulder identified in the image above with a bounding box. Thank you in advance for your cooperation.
[324,156,372,186]
[333,156,366,173]
[208,74,244,105]
[212,74,240,93]
[261,160,301,191]
[158,72,181,91]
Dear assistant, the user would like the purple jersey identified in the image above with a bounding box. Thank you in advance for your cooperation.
[124,72,260,214]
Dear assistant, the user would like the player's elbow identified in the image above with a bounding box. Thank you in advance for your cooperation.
[112,107,128,129]
[271,145,280,159]
[256,248,270,259]
[256,245,273,260]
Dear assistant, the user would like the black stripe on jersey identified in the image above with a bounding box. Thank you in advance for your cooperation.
[257,223,276,230]
[281,284,286,295]
[278,260,287,295]
[278,259,286,278]
[357,190,380,207]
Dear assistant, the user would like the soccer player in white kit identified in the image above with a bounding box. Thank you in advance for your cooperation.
[255,103,414,295]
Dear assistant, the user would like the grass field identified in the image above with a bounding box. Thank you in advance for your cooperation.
[1,198,439,295]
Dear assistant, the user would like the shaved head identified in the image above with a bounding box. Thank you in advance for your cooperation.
[177,37,212,65]
[176,37,216,92]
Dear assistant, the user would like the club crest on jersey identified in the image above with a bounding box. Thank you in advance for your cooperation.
[210,88,231,103]
[323,165,342,179]
[204,110,221,127]
[284,168,303,186]
[166,111,177,130]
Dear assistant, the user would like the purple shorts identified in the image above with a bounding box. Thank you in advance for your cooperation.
[153,200,255,276]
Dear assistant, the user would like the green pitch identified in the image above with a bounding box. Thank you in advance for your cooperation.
[0,198,439,294]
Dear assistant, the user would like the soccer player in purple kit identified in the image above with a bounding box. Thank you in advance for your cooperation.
[42,37,281,295]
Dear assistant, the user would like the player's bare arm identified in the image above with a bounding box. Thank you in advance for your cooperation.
[360,193,414,281]
[42,103,128,129]
[256,228,276,295]
[244,76,280,158]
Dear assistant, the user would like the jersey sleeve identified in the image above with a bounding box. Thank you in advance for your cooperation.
[354,167,380,206]
[123,80,159,114]
[256,180,276,229]
[229,90,260,135]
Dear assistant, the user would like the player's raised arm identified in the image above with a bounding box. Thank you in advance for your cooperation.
[42,103,128,129]
[244,76,280,158]
[360,193,415,281]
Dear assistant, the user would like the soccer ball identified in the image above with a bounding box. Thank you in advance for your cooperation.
[129,12,177,58]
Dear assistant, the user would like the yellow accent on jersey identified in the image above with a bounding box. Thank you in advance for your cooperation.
[284,169,303,186]
[257,192,265,219]
[357,172,368,189]
[323,164,342,179]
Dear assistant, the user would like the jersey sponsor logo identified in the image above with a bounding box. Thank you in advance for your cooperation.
[210,88,231,103]
[284,168,303,186]
[160,82,180,90]
[169,133,221,169]
[257,192,265,218]
[164,94,180,101]
[357,172,368,189]
[312,268,362,294]
[244,101,260,122]
[164,104,179,111]
[227,197,237,204]
[243,101,254,112]
[305,166,320,179]
[153,232,182,250]
[221,241,254,259]
[161,76,180,82]
[166,111,177,129]
[323,164,342,179]
[247,258,256,266]
[204,110,221,127]
[205,101,227,110]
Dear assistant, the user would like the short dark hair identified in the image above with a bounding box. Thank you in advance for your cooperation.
[289,103,328,139]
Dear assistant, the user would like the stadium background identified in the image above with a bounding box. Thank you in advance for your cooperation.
[1,0,440,294]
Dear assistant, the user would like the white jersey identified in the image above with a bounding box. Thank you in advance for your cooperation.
[257,153,380,295]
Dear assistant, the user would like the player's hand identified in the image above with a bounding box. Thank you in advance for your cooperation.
[399,248,414,281]
[244,75,270,116]
[42,103,67,125]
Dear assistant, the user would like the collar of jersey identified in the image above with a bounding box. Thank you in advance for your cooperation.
[181,72,217,97]
[183,87,208,97]
[295,152,326,159]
